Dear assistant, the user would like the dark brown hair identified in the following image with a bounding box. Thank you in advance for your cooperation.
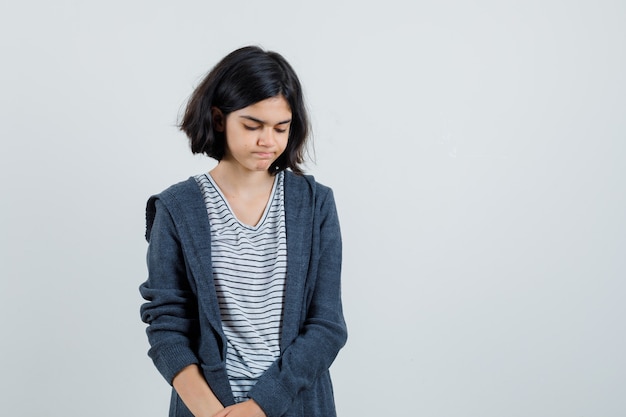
[179,46,310,174]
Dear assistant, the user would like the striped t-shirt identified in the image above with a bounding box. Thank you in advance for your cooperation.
[194,171,287,402]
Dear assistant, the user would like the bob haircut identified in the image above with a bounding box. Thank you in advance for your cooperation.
[179,46,310,175]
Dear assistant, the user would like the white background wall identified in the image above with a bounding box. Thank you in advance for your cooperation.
[1,1,624,416]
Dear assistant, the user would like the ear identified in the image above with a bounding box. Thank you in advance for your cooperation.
[211,107,225,132]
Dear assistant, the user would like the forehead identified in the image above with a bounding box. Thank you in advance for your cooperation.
[235,96,292,121]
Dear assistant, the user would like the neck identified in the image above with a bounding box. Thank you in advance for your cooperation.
[209,161,275,198]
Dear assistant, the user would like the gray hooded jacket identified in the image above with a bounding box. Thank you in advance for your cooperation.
[140,171,347,417]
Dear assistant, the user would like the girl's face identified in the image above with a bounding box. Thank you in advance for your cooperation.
[216,95,291,174]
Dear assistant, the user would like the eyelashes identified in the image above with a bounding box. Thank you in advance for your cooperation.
[243,125,288,133]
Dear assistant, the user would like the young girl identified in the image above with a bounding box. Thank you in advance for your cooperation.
[140,46,347,417]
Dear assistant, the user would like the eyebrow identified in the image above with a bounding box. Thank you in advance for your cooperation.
[239,115,292,125]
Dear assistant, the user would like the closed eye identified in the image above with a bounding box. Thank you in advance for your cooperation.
[243,125,260,131]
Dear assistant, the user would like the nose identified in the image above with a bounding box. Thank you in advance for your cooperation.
[257,127,276,147]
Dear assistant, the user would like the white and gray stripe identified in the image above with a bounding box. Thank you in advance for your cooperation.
[194,171,286,402]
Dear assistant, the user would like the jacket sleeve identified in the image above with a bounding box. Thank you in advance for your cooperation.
[139,197,201,384]
[248,187,348,417]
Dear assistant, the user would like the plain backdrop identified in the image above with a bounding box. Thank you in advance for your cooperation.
[1,1,625,416]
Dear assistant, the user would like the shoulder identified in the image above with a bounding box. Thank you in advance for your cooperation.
[151,177,201,204]
[145,177,202,241]
[284,170,333,201]
[283,171,338,225]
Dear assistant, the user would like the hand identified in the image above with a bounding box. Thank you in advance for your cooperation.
[212,399,266,417]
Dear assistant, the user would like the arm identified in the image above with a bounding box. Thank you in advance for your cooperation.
[248,188,348,416]
[173,364,225,417]
[140,199,224,415]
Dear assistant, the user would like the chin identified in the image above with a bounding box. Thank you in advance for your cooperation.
[251,163,271,171]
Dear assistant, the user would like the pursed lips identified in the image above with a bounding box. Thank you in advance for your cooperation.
[253,151,274,159]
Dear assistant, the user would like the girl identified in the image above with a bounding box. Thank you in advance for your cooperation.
[139,46,347,417]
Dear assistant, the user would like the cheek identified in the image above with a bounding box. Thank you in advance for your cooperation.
[280,133,290,149]
[225,128,252,150]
